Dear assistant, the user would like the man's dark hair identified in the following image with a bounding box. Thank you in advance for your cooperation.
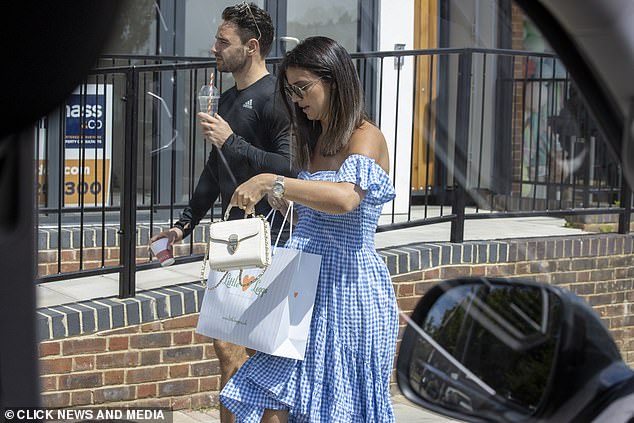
[222,2,274,57]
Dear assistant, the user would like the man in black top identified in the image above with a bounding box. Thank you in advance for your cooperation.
[149,4,291,421]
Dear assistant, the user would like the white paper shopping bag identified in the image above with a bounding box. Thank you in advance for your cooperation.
[196,247,321,360]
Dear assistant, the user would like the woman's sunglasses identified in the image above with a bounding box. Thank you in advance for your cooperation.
[284,77,324,100]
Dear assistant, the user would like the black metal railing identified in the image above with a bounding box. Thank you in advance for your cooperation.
[35,48,631,297]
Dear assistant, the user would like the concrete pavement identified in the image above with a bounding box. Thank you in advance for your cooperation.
[171,393,457,422]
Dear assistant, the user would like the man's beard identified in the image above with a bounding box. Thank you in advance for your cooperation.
[216,49,247,73]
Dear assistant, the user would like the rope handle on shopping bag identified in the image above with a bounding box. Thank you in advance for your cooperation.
[271,201,293,254]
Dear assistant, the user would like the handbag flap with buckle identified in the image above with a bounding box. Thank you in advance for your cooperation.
[207,216,271,271]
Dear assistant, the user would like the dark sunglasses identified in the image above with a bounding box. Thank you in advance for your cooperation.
[284,77,324,100]
[236,2,262,41]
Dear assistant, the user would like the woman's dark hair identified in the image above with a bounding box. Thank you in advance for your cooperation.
[222,2,274,57]
[277,36,367,170]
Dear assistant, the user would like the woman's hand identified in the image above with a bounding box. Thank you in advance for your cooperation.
[230,173,274,216]
[267,194,291,214]
[268,195,298,225]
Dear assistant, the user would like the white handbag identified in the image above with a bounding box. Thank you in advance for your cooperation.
[203,207,272,273]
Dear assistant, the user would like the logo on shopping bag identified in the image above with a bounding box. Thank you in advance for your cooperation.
[221,272,268,297]
[241,275,255,291]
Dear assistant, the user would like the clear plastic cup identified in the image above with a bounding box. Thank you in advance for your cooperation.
[198,85,220,114]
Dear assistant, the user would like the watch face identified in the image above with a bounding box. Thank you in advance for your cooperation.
[273,183,284,196]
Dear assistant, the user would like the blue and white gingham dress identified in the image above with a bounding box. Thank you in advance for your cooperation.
[220,154,398,422]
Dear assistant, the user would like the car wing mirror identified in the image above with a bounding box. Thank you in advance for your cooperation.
[396,277,564,422]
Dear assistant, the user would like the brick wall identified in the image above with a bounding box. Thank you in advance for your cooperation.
[38,234,634,408]
[40,315,218,409]
[392,248,634,366]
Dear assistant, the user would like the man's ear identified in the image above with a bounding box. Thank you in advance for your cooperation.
[246,39,259,56]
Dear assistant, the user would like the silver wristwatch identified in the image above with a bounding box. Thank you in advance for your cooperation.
[272,175,285,198]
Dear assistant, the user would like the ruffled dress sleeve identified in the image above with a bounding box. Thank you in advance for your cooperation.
[334,154,396,205]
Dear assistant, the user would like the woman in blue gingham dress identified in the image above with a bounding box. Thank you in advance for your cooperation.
[223,36,399,422]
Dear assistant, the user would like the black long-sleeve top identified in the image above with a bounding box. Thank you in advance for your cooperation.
[174,75,294,239]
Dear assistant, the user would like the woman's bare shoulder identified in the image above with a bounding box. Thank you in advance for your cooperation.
[347,122,389,171]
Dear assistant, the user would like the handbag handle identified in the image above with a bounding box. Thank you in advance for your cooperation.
[223,205,255,221]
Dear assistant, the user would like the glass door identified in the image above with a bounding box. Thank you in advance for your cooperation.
[285,0,359,52]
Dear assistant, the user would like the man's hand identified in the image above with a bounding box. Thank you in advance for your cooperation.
[198,112,234,148]
[149,227,184,253]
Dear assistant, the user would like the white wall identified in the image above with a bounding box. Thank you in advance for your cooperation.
[378,0,415,215]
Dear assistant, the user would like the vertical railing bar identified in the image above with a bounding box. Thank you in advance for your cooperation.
[45,118,51,214]
[156,71,162,205]
[450,51,472,243]
[170,69,177,227]
[582,91,591,209]
[532,57,544,211]
[548,59,565,210]
[93,78,99,208]
[392,52,402,224]
[35,118,42,278]
[424,54,435,219]
[57,93,66,275]
[78,81,87,270]
[550,60,562,210]
[139,70,151,263]
[476,53,487,213]
[141,70,148,205]
[618,98,633,233]
[558,66,567,210]
[519,55,529,210]
[146,71,154,257]
[150,70,159,246]
[378,58,384,129]
[100,74,108,268]
[599,112,606,208]
[544,59,554,210]
[408,54,419,223]
[188,68,197,253]
[506,55,518,213]
[569,73,579,209]
[120,67,139,299]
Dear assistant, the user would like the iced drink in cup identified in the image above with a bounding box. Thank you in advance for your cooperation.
[150,238,175,267]
[198,85,220,114]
